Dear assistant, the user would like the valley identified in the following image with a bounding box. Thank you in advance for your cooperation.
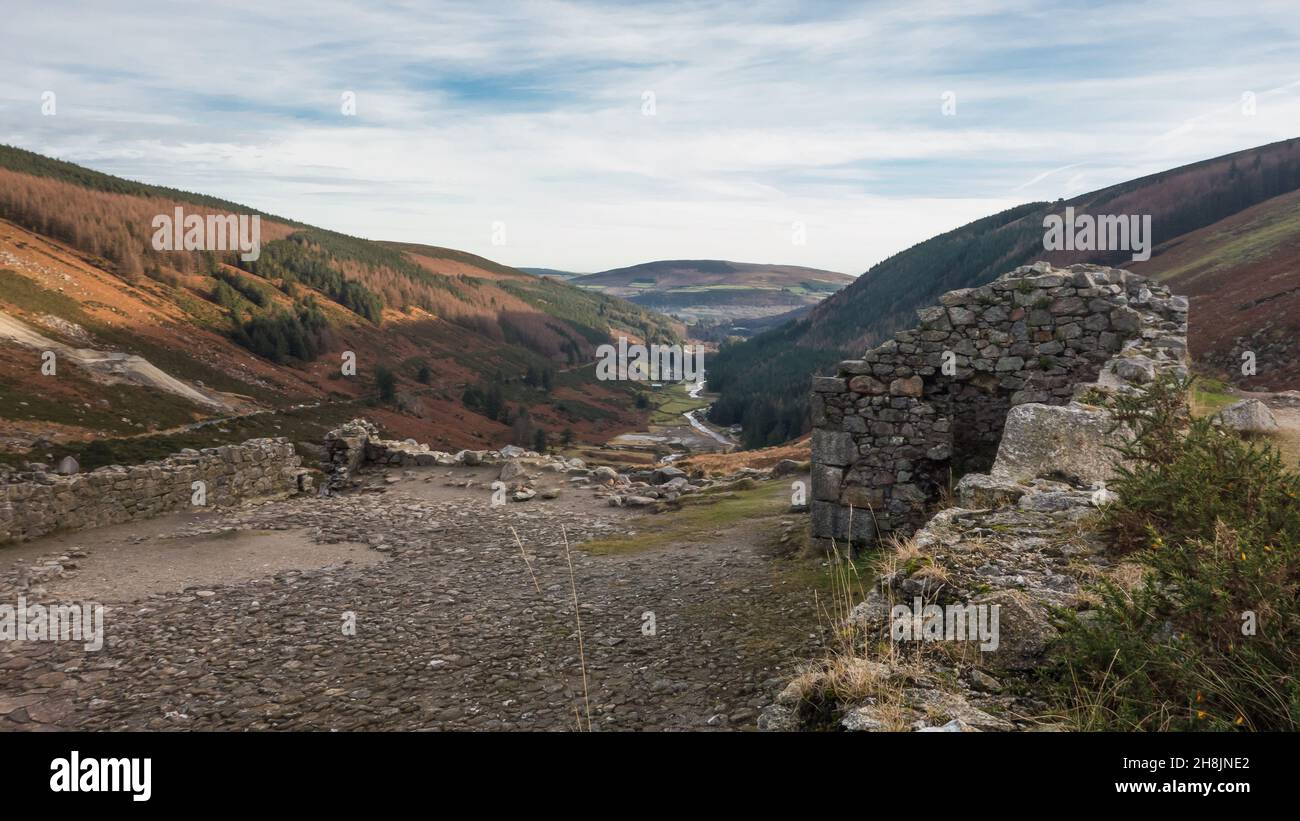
[1,138,1298,739]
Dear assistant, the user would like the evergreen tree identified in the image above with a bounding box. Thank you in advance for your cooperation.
[376,365,397,403]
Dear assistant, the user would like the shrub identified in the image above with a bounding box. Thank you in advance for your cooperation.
[375,365,397,403]
[1046,376,1300,730]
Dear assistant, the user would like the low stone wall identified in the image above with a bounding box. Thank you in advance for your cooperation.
[0,438,309,544]
[810,263,1188,547]
[320,418,538,491]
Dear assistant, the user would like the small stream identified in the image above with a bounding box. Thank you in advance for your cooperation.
[661,375,736,463]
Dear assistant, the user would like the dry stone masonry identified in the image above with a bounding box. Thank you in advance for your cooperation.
[0,438,309,544]
[761,263,1190,731]
[321,419,547,491]
[810,263,1189,548]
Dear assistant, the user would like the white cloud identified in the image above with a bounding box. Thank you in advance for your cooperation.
[1,0,1298,273]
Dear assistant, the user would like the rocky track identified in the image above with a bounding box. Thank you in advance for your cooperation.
[0,471,823,731]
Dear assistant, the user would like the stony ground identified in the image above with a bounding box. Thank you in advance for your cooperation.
[762,476,1118,733]
[0,465,825,731]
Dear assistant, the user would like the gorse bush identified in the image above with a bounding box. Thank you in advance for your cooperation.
[1048,376,1300,730]
[1102,376,1300,555]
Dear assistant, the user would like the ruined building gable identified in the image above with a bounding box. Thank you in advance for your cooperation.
[810,262,1189,547]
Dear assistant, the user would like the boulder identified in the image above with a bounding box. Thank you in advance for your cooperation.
[1216,399,1279,435]
[991,402,1129,486]
[651,465,686,485]
[972,590,1056,673]
[954,473,1026,509]
[1111,355,1156,384]
[771,458,805,477]
[498,461,527,481]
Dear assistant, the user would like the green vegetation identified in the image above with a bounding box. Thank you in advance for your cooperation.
[0,373,201,441]
[1190,375,1238,417]
[645,381,709,426]
[375,365,397,403]
[231,300,329,364]
[578,480,792,555]
[498,276,679,349]
[1046,376,1300,730]
[0,269,91,320]
[554,399,606,422]
[243,236,383,322]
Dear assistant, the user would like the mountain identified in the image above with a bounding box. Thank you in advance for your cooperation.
[568,259,853,325]
[518,267,587,280]
[708,137,1300,448]
[0,145,682,466]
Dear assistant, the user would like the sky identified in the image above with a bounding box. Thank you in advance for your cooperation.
[2,0,1299,275]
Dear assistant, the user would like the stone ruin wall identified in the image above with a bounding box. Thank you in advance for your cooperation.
[0,439,309,544]
[810,262,1189,548]
[320,419,477,491]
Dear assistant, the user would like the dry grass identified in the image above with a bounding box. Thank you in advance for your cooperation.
[778,532,948,730]
[560,524,592,732]
[874,533,926,582]
[511,524,591,732]
[677,436,810,476]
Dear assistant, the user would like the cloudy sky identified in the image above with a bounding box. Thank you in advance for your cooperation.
[2,0,1298,274]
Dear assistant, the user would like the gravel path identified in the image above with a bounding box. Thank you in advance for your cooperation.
[0,470,823,731]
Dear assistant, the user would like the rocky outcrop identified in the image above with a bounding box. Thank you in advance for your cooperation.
[0,439,308,544]
[810,263,1188,547]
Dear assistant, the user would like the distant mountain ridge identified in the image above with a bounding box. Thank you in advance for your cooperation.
[708,137,1300,448]
[518,267,586,280]
[568,259,853,325]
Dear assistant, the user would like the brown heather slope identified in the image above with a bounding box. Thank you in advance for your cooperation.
[0,147,682,462]
[1131,187,1300,389]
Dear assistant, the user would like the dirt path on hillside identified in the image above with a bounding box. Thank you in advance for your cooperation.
[0,467,823,731]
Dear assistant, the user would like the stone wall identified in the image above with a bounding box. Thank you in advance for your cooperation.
[320,418,535,491]
[0,438,309,544]
[810,263,1188,548]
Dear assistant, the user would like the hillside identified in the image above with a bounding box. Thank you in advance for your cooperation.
[1131,187,1300,390]
[569,259,853,326]
[709,138,1300,447]
[0,145,682,465]
[518,267,587,280]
